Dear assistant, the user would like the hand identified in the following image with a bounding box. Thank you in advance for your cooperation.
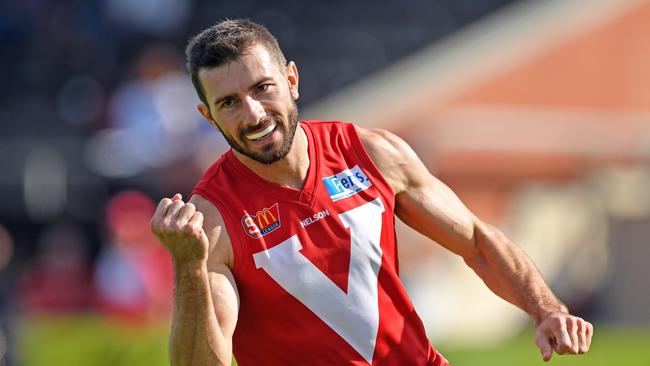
[150,193,209,267]
[535,312,593,361]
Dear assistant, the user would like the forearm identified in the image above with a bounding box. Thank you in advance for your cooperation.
[170,263,231,366]
[464,221,567,325]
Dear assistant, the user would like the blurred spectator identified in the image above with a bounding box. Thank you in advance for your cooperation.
[102,0,191,37]
[0,224,15,366]
[15,223,94,315]
[85,44,214,180]
[94,190,173,323]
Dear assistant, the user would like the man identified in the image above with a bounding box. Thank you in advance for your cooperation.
[150,19,593,365]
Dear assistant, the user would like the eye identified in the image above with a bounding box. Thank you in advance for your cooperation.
[257,83,271,92]
[220,97,236,109]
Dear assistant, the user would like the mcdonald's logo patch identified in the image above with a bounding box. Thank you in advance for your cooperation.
[241,203,281,239]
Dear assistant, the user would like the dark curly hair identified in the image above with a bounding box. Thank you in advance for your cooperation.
[185,19,287,105]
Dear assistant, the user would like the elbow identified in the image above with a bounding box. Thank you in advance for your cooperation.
[461,219,500,268]
[470,219,507,252]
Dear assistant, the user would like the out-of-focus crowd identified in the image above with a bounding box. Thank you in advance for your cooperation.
[0,190,176,365]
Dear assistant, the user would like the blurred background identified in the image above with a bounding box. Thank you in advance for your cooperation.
[1,0,649,365]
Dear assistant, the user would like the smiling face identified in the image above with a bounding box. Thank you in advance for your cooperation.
[197,43,300,165]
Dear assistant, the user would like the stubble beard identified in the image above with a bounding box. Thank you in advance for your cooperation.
[221,103,299,165]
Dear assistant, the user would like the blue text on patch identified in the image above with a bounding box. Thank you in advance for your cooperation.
[322,165,372,201]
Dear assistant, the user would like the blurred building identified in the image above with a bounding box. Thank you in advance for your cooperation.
[306,0,650,343]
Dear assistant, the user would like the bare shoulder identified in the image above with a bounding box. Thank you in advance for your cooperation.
[189,194,234,270]
[356,126,425,194]
[355,126,407,159]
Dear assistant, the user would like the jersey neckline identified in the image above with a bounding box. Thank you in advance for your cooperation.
[224,121,319,206]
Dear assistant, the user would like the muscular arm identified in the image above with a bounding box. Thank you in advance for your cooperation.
[151,194,239,366]
[358,127,592,361]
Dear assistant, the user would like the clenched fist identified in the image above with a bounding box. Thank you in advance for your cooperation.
[150,193,208,266]
[535,312,593,361]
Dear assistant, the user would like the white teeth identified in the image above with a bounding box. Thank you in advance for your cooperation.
[246,123,276,141]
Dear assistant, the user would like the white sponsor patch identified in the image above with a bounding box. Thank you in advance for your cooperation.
[322,165,372,202]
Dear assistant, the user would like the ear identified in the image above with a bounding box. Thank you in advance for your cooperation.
[197,103,218,128]
[285,61,299,101]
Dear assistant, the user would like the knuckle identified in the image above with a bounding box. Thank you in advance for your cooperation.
[556,345,569,354]
[571,344,580,354]
[182,223,196,234]
[579,344,589,354]
[191,229,202,239]
[567,316,577,327]
[557,338,571,350]
[161,217,171,229]
[171,221,184,231]
[550,316,563,328]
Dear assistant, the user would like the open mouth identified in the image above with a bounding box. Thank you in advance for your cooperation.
[246,122,277,141]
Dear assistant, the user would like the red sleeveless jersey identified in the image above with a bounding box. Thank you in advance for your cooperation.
[192,120,448,366]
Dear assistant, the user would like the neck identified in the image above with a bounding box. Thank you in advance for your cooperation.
[233,125,309,189]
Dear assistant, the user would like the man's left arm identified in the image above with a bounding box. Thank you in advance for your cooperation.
[358,127,593,361]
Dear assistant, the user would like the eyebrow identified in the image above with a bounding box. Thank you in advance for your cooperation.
[212,76,275,106]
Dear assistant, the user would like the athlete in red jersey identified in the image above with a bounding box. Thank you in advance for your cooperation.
[150,20,593,366]
[191,120,444,365]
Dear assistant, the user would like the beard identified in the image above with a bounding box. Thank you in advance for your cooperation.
[219,103,299,165]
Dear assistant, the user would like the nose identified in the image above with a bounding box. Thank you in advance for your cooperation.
[242,95,266,125]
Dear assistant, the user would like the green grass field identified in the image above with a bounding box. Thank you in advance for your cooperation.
[438,327,650,366]
[14,316,650,365]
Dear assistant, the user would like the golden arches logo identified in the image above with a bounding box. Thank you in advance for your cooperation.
[257,209,276,228]
[241,203,281,239]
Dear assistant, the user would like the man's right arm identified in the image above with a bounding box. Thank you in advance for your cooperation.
[151,193,239,366]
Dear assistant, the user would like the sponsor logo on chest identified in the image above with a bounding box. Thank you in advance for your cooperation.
[322,165,372,202]
[299,209,330,228]
[241,203,281,239]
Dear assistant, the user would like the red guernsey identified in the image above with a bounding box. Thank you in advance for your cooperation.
[192,120,448,366]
